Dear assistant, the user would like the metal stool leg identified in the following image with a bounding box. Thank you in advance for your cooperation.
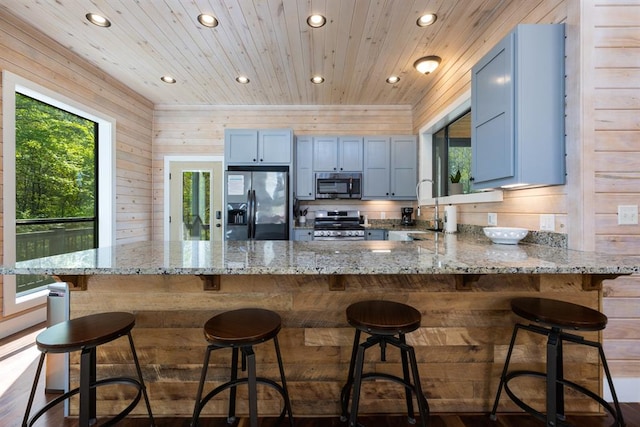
[599,343,626,426]
[348,343,367,427]
[228,347,239,423]
[490,323,522,420]
[273,335,295,427]
[399,334,416,422]
[546,329,560,427]
[245,347,258,427]
[191,346,212,426]
[406,342,429,427]
[79,347,97,427]
[22,352,47,427]
[340,329,361,421]
[127,332,155,426]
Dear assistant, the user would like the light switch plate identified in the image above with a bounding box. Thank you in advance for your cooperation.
[487,213,497,226]
[618,205,638,225]
[380,212,386,219]
[540,214,555,231]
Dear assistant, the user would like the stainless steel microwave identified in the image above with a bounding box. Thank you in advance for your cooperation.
[315,172,362,199]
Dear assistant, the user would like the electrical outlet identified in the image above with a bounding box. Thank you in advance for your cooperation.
[380,212,386,219]
[540,214,555,231]
[487,213,497,226]
[618,205,638,225]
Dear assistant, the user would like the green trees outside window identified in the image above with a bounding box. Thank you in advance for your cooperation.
[15,93,97,294]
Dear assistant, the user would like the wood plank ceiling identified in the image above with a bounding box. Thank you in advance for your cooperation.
[1,0,510,106]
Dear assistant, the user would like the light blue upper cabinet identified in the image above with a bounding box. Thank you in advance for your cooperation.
[363,136,417,200]
[390,136,418,199]
[225,129,293,165]
[313,136,363,172]
[363,136,391,198]
[338,136,364,171]
[471,24,565,190]
[295,136,314,200]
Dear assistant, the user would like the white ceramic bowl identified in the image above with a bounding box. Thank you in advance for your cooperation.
[483,227,528,245]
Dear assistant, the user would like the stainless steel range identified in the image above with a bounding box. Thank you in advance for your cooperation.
[313,210,365,241]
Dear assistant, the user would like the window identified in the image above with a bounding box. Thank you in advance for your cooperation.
[15,93,98,296]
[2,71,115,321]
[432,110,471,196]
[418,91,502,207]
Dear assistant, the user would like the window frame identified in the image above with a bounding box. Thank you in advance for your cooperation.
[2,71,115,319]
[418,90,503,207]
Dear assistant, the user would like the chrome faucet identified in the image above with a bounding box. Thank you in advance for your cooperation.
[416,179,442,231]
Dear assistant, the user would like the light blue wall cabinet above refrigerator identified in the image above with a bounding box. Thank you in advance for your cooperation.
[363,135,417,200]
[313,136,363,172]
[471,24,565,190]
[225,129,293,165]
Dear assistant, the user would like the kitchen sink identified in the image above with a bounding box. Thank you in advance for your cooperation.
[387,230,428,241]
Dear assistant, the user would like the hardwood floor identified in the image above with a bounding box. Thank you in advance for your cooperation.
[2,324,638,427]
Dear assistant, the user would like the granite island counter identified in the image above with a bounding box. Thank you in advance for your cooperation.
[6,234,639,418]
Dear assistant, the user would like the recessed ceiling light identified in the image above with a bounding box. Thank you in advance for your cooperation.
[161,75,176,84]
[197,13,218,28]
[386,76,400,84]
[307,14,326,28]
[417,13,437,27]
[236,76,250,84]
[86,13,111,27]
[311,75,325,84]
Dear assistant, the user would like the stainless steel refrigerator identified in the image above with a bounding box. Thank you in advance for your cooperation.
[225,166,289,240]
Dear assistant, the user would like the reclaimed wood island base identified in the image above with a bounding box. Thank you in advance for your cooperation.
[9,238,638,418]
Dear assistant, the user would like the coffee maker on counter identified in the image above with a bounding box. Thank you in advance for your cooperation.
[401,207,415,226]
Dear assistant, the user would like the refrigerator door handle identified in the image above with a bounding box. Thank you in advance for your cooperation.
[246,190,253,239]
[251,190,257,239]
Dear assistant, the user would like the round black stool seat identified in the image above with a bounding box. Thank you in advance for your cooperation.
[23,312,155,427]
[37,311,136,352]
[204,308,281,346]
[192,308,294,427]
[511,297,608,331]
[341,300,429,427]
[347,299,421,335]
[490,297,625,427]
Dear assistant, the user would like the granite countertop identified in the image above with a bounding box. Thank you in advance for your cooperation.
[4,233,640,276]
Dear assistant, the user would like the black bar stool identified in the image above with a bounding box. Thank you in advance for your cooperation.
[340,300,430,427]
[191,308,294,427]
[490,297,625,426]
[22,311,155,427]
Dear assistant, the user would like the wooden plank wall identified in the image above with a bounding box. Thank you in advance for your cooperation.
[70,274,602,417]
[0,10,154,323]
[411,0,640,391]
[152,105,414,240]
[588,0,640,384]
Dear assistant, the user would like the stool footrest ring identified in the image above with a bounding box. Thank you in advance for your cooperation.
[504,370,624,427]
[193,376,289,424]
[24,376,144,427]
